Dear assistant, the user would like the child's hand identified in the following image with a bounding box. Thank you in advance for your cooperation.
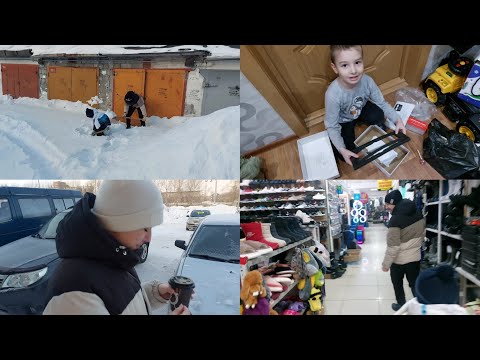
[395,120,406,135]
[339,148,359,166]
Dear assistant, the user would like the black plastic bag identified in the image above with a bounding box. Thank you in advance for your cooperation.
[423,119,480,178]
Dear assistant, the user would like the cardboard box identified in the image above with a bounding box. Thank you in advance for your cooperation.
[458,61,480,109]
[344,249,361,263]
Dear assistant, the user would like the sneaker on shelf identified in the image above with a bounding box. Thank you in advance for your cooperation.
[240,179,251,187]
[313,193,326,200]
[304,186,315,191]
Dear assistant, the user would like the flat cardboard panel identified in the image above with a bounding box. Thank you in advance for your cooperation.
[297,130,339,180]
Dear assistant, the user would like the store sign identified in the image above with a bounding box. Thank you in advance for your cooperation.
[360,192,368,204]
[378,180,393,191]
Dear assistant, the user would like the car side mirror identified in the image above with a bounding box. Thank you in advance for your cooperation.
[175,240,187,250]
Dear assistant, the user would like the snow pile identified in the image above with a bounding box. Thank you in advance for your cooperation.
[0,96,239,179]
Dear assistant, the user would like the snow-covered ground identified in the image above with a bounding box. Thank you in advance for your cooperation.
[0,96,239,179]
[136,205,238,315]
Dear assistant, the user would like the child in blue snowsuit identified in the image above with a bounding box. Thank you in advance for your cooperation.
[86,108,111,136]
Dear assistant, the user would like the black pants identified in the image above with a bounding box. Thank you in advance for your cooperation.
[125,106,145,128]
[390,261,420,305]
[333,101,385,160]
[125,106,144,119]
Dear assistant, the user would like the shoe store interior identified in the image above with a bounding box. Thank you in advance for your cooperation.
[239,179,480,315]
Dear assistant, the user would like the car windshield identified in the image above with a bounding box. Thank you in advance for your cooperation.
[187,225,239,263]
[190,210,210,217]
[37,211,69,239]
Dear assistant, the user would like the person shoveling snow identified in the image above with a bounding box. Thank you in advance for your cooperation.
[85,108,112,136]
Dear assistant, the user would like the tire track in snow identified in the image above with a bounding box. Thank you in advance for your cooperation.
[0,114,86,178]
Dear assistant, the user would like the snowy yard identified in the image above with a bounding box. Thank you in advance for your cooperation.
[0,96,239,179]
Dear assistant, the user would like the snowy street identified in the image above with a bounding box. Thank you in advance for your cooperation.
[136,223,190,315]
[0,96,239,179]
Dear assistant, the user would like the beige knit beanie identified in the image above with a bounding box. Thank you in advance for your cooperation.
[92,180,163,232]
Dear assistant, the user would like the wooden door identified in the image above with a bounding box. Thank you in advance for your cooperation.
[1,64,19,98]
[71,67,98,103]
[112,69,145,123]
[145,69,188,118]
[17,64,39,99]
[47,66,72,101]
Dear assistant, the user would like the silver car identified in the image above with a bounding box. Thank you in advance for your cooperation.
[175,214,239,315]
[185,209,211,231]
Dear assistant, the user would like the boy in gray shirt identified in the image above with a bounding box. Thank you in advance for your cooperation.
[325,45,406,166]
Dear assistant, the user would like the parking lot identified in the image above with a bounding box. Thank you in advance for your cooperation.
[136,223,192,315]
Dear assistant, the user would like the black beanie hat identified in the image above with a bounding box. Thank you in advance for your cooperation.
[415,265,459,304]
[124,91,138,105]
[85,108,94,118]
[385,190,402,206]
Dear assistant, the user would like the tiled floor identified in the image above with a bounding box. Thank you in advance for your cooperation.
[324,223,413,315]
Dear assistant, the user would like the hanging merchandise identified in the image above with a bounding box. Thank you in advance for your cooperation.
[239,179,331,315]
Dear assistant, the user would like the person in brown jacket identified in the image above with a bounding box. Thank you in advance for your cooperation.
[124,91,147,129]
[381,190,425,312]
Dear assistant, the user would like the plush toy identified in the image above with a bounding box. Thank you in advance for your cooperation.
[240,270,266,309]
[289,301,306,313]
[297,249,321,301]
[242,297,272,315]
[241,270,278,315]
[307,287,322,313]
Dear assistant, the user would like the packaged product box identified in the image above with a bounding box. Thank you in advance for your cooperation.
[458,61,480,109]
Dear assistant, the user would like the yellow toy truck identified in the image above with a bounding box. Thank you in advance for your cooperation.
[423,50,473,105]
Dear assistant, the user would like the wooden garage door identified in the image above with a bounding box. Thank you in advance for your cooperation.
[71,68,98,103]
[112,69,145,124]
[145,69,188,118]
[2,64,19,97]
[1,64,39,99]
[48,66,98,103]
[47,66,71,101]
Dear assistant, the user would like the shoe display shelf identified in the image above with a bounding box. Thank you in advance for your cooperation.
[456,267,480,306]
[425,180,468,264]
[323,180,343,253]
[240,180,327,218]
[240,180,328,242]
